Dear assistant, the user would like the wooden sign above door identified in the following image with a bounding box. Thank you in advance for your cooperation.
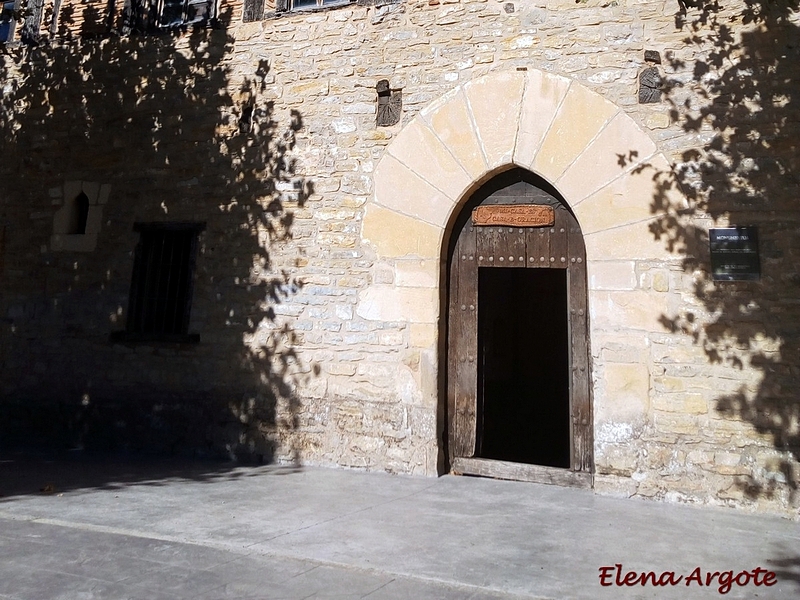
[471,204,555,227]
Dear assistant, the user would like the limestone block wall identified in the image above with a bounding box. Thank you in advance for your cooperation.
[1,0,798,516]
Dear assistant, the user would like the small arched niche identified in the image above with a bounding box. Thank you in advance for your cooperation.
[69,192,90,235]
[51,182,107,252]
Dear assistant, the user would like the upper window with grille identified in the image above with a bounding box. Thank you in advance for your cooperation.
[121,0,216,31]
[0,0,18,43]
[288,0,351,10]
[243,0,360,22]
[152,0,214,28]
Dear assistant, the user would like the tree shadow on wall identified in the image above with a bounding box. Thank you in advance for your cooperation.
[641,0,800,510]
[0,5,318,487]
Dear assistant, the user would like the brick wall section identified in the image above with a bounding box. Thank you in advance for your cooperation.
[19,0,244,38]
[1,0,799,516]
[57,0,118,36]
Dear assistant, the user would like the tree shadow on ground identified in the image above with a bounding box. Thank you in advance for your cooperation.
[0,4,318,486]
[0,449,304,501]
[767,547,800,591]
[643,0,800,508]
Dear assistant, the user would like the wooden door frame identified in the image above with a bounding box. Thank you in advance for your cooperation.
[445,169,593,488]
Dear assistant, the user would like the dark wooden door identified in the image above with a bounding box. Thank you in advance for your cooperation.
[447,171,592,486]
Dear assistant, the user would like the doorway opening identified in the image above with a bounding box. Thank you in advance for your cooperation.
[445,168,592,487]
[476,267,570,468]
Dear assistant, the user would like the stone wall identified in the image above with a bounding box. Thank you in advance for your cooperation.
[1,0,798,516]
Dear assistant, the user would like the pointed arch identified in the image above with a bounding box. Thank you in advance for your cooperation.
[359,69,686,476]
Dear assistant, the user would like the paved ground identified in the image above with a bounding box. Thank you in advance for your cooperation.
[0,453,799,599]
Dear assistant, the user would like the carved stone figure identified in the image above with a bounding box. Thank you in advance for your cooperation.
[639,66,662,103]
[376,79,402,127]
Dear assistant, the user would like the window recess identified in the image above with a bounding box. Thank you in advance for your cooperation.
[112,222,204,344]
[287,0,353,10]
[152,0,214,28]
[122,0,216,32]
[0,0,18,43]
[244,0,361,22]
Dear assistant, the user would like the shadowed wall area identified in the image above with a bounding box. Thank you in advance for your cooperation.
[0,6,318,463]
[647,0,800,505]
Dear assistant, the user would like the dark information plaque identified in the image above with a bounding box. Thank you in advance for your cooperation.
[709,227,760,281]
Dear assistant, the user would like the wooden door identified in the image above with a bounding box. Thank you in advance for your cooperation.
[447,171,592,487]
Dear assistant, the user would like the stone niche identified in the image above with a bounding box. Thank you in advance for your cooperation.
[50,180,110,252]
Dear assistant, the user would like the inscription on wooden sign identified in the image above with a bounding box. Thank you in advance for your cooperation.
[472,204,555,227]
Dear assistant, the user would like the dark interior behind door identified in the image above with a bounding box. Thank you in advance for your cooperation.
[477,267,570,468]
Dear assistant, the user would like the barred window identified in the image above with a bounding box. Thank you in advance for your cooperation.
[288,0,351,9]
[122,0,215,31]
[243,0,357,22]
[115,223,204,343]
[152,0,214,28]
[0,0,18,42]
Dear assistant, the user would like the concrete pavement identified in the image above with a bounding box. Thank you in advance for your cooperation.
[0,453,798,599]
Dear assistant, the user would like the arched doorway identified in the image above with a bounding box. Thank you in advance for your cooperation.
[362,69,681,480]
[446,168,592,487]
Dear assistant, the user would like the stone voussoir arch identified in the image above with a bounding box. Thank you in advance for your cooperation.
[360,68,681,322]
[358,69,686,474]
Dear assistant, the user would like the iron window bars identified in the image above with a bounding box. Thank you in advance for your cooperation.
[113,222,204,343]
